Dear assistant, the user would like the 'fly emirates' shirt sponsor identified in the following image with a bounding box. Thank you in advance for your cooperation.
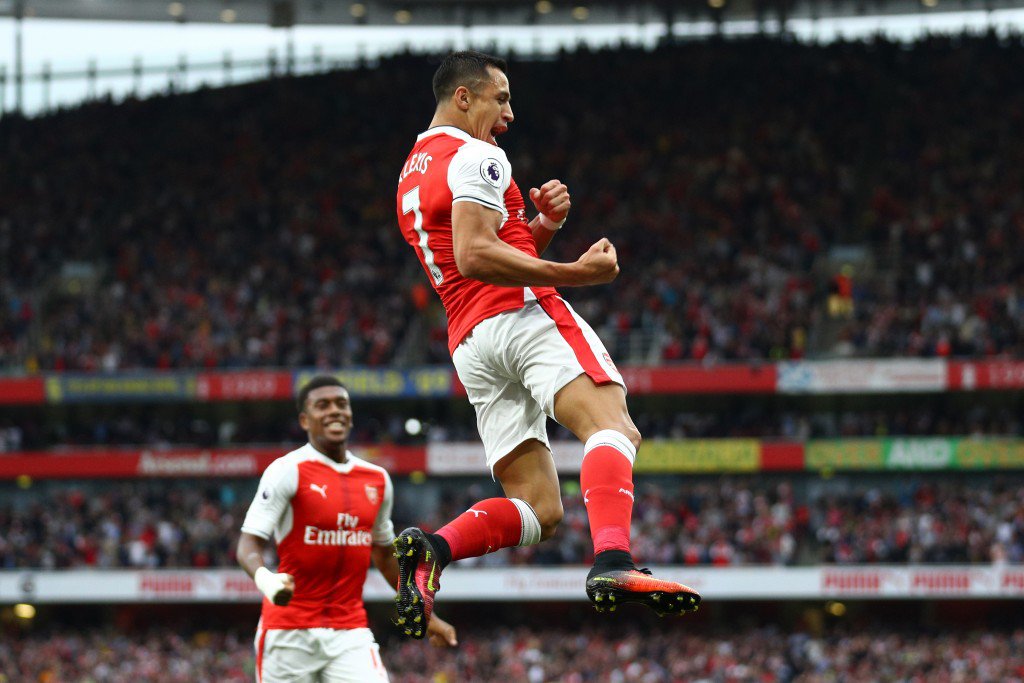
[241,444,395,630]
[397,125,558,354]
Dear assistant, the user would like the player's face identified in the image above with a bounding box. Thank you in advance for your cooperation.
[470,67,514,142]
[300,386,353,452]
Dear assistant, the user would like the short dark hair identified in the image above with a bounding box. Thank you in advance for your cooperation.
[297,375,347,413]
[432,50,508,105]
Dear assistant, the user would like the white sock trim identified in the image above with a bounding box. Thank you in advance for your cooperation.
[583,429,636,467]
[510,498,542,547]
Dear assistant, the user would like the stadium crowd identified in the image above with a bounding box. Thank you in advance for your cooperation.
[382,624,1024,683]
[3,35,1024,371]
[3,624,1023,682]
[448,477,1024,567]
[3,476,1022,569]
[4,33,1024,683]
[0,482,248,569]
[0,629,252,683]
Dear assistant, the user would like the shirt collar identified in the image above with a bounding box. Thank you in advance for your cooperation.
[301,443,355,473]
[417,125,474,143]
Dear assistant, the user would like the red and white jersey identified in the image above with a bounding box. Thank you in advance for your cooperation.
[397,125,558,353]
[241,443,395,630]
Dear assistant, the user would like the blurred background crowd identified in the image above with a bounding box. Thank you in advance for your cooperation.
[3,623,1023,682]
[3,474,1021,569]
[3,35,1024,372]
[4,28,1024,683]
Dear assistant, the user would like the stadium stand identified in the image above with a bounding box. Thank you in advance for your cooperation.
[3,33,1024,683]
[4,621,1024,682]
[2,35,1024,370]
[3,474,1023,569]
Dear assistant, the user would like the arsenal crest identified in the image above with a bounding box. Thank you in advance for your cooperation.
[365,484,379,504]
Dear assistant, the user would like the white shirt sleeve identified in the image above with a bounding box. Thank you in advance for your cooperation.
[448,142,512,215]
[240,457,297,540]
[371,470,396,546]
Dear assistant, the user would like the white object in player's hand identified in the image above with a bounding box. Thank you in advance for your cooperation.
[254,566,295,605]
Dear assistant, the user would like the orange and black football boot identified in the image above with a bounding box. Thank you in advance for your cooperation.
[393,528,444,638]
[586,552,701,616]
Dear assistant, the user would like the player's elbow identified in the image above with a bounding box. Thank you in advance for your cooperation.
[454,249,485,280]
[236,533,261,568]
[234,539,248,567]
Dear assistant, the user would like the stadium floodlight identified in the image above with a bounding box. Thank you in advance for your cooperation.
[825,601,847,617]
[14,604,36,620]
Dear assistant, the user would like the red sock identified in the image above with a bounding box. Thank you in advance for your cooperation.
[580,430,636,555]
[436,498,531,562]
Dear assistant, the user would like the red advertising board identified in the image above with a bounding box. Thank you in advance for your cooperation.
[457,364,777,397]
[619,364,778,394]
[759,442,805,470]
[0,448,283,480]
[0,445,426,480]
[195,371,293,400]
[948,360,1024,390]
[0,376,46,404]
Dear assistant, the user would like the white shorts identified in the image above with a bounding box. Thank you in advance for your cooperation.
[452,296,625,471]
[255,626,388,683]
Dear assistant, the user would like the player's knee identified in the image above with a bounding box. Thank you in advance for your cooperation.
[620,424,642,452]
[535,499,564,541]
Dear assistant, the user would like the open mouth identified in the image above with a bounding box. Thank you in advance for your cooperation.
[324,420,349,435]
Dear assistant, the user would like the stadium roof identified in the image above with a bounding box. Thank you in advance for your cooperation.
[6,0,1024,26]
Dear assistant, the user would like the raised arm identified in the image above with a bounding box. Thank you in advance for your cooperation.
[453,202,617,287]
[528,179,571,256]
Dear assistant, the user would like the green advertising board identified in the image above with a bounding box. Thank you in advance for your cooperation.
[954,439,1024,469]
[807,438,1024,471]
